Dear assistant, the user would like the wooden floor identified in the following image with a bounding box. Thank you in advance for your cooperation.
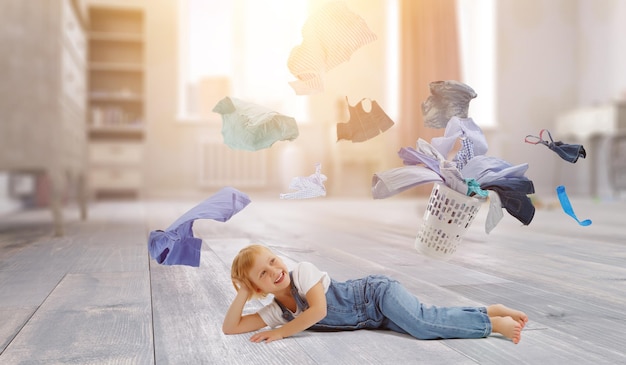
[1,192,625,364]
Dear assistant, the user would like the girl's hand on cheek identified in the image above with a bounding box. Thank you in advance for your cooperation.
[250,330,284,343]
[233,280,254,299]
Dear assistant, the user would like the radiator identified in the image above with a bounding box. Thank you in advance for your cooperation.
[197,140,268,188]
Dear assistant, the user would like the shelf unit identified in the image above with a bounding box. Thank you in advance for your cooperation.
[87,5,145,199]
[0,0,89,235]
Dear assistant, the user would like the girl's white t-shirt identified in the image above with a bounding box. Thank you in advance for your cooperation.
[257,261,331,328]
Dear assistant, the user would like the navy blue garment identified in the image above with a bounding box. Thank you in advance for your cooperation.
[148,187,251,267]
[525,129,586,163]
[481,178,535,225]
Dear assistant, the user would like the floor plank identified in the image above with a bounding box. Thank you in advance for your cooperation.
[0,271,153,364]
[0,308,33,353]
[151,240,321,365]
[190,197,626,364]
[0,195,625,364]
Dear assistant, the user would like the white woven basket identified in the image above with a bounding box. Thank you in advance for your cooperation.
[415,182,482,259]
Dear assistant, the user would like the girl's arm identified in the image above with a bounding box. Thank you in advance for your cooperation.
[222,286,267,335]
[249,281,327,343]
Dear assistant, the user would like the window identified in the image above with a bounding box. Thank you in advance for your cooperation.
[178,0,309,122]
[456,0,496,127]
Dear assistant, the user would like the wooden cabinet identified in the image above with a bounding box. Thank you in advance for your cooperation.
[0,0,89,235]
[87,4,145,198]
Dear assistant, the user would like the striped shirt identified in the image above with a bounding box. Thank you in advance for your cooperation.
[288,1,377,95]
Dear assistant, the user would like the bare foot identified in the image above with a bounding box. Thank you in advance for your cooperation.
[487,304,529,328]
[491,316,523,344]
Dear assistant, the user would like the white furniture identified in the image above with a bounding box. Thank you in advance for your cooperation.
[556,102,626,140]
[87,4,146,199]
[609,131,626,194]
[556,102,626,197]
[0,0,89,235]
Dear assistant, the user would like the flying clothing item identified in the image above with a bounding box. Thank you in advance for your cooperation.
[525,129,587,163]
[439,160,469,196]
[372,76,537,232]
[371,165,443,199]
[466,178,489,198]
[147,187,251,267]
[399,134,481,196]
[287,0,377,95]
[212,97,299,151]
[280,162,327,199]
[556,185,592,226]
[461,155,529,185]
[398,148,441,175]
[481,178,536,226]
[376,138,474,198]
[456,134,475,171]
[430,117,488,163]
[485,190,504,234]
[422,80,477,129]
[460,155,535,227]
[336,98,395,142]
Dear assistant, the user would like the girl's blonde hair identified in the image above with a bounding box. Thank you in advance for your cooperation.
[231,244,272,300]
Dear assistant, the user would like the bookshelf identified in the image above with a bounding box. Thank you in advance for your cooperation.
[87,5,145,198]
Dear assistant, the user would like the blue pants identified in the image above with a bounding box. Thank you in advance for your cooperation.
[311,275,491,339]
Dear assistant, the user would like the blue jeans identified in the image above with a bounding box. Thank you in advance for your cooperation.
[310,275,491,339]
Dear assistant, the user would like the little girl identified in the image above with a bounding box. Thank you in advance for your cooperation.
[223,244,528,344]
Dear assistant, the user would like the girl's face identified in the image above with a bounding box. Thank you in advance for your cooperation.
[248,249,290,296]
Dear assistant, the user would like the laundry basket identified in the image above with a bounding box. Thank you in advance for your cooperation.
[415,182,482,260]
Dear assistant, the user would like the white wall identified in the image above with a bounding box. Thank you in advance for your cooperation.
[494,0,626,197]
[574,0,626,198]
[494,0,579,196]
[577,0,626,105]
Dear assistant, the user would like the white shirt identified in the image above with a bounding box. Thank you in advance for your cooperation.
[257,261,331,328]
